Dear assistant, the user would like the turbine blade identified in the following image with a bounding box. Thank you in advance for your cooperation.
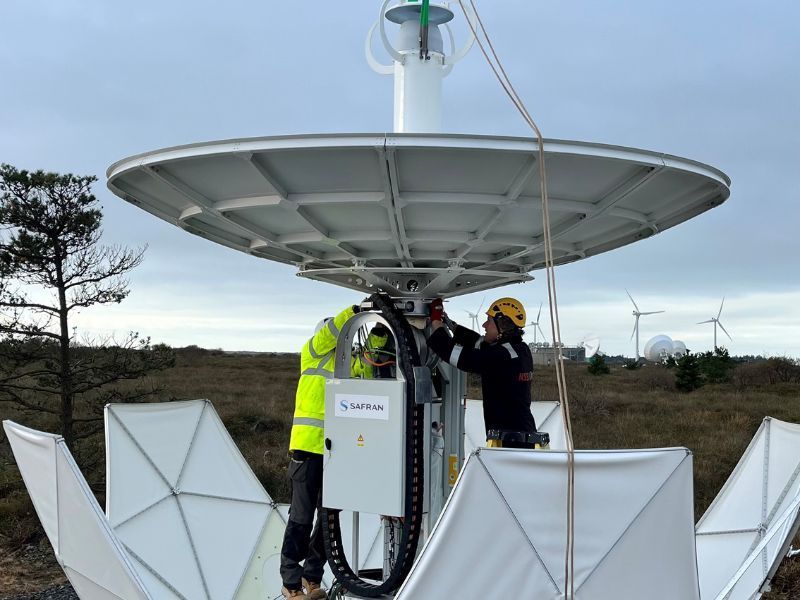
[630,320,637,340]
[536,302,543,323]
[477,296,486,315]
[640,310,665,316]
[625,289,640,312]
[718,321,732,340]
[717,297,725,319]
[697,319,714,324]
[537,324,546,341]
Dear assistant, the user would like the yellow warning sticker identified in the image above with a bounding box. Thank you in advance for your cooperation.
[448,454,458,486]
[357,434,365,447]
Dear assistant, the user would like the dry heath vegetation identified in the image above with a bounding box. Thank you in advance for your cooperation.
[1,349,799,597]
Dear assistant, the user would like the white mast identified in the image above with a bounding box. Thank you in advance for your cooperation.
[367,1,475,133]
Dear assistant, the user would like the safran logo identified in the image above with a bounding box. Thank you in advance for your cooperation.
[334,393,390,421]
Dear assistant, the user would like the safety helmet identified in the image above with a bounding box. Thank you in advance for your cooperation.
[314,318,332,335]
[486,297,526,328]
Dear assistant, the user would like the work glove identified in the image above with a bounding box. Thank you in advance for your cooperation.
[442,313,456,331]
[429,298,445,322]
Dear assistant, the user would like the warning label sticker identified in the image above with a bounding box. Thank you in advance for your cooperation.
[334,394,390,421]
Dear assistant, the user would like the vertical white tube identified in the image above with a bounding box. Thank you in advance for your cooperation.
[394,54,444,133]
[391,20,445,133]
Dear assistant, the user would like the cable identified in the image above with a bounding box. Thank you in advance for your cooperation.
[361,351,396,368]
[321,293,424,597]
[456,1,576,597]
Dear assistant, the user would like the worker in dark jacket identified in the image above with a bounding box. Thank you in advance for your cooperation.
[428,297,536,441]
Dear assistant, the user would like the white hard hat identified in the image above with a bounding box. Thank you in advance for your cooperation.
[314,318,332,335]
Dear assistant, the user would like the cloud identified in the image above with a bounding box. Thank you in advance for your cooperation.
[2,1,798,358]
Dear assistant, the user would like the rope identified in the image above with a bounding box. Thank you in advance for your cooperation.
[456,2,576,597]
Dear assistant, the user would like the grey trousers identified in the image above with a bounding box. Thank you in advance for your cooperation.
[280,452,326,589]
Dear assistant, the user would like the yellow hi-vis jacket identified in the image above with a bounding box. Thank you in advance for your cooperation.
[290,306,389,455]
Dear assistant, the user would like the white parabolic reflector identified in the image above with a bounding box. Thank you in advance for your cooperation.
[395,447,700,599]
[107,134,730,298]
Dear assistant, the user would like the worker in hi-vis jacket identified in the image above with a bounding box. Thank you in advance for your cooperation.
[280,305,388,600]
[427,297,536,443]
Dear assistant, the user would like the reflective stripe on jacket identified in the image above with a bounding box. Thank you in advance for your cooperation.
[290,308,388,454]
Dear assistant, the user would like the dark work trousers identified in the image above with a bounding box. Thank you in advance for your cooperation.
[280,451,326,589]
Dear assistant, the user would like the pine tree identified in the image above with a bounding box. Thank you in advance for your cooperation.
[675,353,703,392]
[587,354,610,375]
[0,165,174,449]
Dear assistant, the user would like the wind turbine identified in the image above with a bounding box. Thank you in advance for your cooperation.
[527,302,547,344]
[463,296,485,330]
[698,297,731,350]
[626,289,665,360]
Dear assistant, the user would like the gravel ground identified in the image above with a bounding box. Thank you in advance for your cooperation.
[1,585,77,600]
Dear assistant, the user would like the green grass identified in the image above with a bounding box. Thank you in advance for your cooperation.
[1,353,799,597]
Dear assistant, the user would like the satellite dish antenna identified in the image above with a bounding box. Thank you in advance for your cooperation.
[672,340,687,358]
[579,333,601,359]
[644,335,674,362]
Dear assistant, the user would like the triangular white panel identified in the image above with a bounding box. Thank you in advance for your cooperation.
[536,401,568,451]
[696,417,800,600]
[464,400,566,455]
[181,494,269,600]
[56,449,152,600]
[106,400,274,600]
[397,452,562,598]
[65,567,129,600]
[578,457,698,597]
[178,406,269,503]
[236,507,286,600]
[3,422,60,556]
[107,401,205,487]
[4,420,150,600]
[487,449,691,592]
[116,497,207,600]
[128,555,185,600]
[397,447,699,600]
[105,414,173,527]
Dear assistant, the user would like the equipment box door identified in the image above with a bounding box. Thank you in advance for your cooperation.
[323,378,406,516]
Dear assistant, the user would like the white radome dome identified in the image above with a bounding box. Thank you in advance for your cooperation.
[644,335,674,362]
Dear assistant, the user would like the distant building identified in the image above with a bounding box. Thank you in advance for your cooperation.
[529,343,586,365]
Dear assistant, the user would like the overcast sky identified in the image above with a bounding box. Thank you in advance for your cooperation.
[1,1,798,357]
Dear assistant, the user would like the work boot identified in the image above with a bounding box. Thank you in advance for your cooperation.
[281,586,308,600]
[302,578,327,600]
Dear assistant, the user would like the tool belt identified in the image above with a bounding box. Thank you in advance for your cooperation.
[486,429,550,449]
